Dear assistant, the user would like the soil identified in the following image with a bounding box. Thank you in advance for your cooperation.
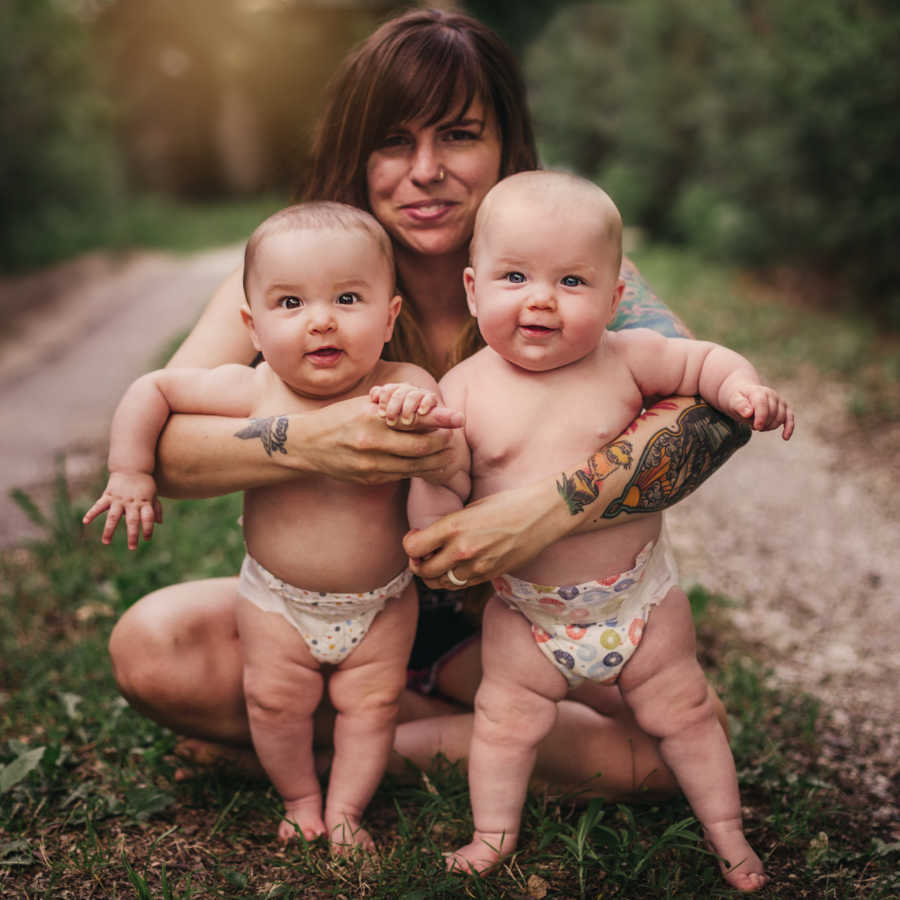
[2,249,897,832]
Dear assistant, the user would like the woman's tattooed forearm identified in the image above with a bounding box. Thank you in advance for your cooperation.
[556,398,751,518]
[556,440,633,515]
[234,416,289,456]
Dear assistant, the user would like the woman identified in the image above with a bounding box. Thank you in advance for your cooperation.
[110,8,747,800]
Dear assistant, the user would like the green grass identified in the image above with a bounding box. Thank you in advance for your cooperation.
[1,473,897,897]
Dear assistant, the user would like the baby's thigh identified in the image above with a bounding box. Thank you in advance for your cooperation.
[236,597,322,704]
[481,596,568,703]
[616,587,708,712]
[329,582,418,708]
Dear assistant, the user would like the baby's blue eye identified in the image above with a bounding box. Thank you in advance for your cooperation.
[505,272,526,284]
[561,275,584,287]
[337,292,359,305]
[280,296,302,309]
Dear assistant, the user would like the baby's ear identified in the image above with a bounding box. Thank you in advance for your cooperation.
[608,277,625,322]
[240,305,262,352]
[463,267,477,317]
[383,293,402,342]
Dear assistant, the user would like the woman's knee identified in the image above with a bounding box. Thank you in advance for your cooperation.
[108,598,174,706]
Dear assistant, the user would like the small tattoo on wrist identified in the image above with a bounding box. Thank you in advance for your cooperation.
[234,416,289,457]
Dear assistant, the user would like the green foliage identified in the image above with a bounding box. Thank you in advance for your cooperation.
[0,0,125,271]
[528,0,900,324]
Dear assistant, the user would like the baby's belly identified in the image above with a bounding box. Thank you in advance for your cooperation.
[510,514,663,587]
[241,481,409,593]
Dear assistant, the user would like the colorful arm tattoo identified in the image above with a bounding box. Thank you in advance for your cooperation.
[557,398,751,517]
[234,416,289,457]
[610,258,693,338]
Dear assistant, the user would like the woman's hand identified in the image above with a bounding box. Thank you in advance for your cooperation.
[290,394,463,485]
[403,479,569,588]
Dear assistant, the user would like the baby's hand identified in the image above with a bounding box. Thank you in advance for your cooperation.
[728,385,795,439]
[370,383,464,431]
[82,471,163,549]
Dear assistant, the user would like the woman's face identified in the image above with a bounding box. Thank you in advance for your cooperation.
[366,98,503,260]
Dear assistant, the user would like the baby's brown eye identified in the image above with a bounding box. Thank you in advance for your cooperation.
[280,296,302,309]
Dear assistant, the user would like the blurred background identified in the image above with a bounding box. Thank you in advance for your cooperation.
[2,0,899,325]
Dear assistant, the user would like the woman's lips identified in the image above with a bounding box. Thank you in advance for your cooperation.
[400,200,456,223]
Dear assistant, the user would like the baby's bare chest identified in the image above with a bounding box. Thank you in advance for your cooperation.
[463,364,643,495]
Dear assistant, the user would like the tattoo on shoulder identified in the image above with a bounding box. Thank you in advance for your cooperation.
[556,398,751,517]
[234,416,289,457]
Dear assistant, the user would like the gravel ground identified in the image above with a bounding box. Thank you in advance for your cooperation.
[2,250,897,829]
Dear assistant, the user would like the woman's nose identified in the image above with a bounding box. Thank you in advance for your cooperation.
[409,139,444,186]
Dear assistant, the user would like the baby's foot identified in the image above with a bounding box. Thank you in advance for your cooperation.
[704,822,768,892]
[279,794,326,843]
[172,738,265,781]
[326,812,375,855]
[445,830,517,875]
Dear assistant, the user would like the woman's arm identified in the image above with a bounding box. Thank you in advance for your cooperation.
[404,396,750,587]
[154,267,460,498]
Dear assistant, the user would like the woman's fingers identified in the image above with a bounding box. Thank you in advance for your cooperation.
[404,481,567,586]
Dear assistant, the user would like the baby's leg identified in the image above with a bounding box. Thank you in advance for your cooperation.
[325,581,418,853]
[235,598,326,843]
[617,588,767,892]
[448,596,569,874]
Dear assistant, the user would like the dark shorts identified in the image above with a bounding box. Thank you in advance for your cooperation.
[406,579,480,695]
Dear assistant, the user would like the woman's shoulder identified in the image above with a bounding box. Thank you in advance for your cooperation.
[612,256,692,339]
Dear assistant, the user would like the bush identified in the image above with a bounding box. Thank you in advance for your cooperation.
[0,0,125,271]
[527,0,900,324]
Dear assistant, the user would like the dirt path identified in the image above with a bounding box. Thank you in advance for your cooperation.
[2,250,897,823]
[0,246,243,545]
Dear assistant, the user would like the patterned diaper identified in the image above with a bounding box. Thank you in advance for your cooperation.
[238,553,413,665]
[491,532,679,687]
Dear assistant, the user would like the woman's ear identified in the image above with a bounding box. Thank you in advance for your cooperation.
[463,267,477,317]
[383,293,403,341]
[240,306,262,352]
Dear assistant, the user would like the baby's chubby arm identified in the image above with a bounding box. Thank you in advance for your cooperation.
[370,371,471,530]
[83,365,260,548]
[617,330,795,439]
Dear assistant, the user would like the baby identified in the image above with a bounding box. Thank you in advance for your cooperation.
[373,171,793,890]
[84,202,464,852]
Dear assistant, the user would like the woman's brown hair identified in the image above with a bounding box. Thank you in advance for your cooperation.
[300,8,539,375]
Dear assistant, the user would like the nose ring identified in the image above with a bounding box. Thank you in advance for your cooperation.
[436,166,446,183]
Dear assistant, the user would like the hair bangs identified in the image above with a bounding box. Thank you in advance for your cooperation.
[374,31,492,140]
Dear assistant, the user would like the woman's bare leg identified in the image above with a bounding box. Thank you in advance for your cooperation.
[109,578,251,744]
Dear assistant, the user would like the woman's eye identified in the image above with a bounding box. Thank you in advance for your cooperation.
[336,292,359,305]
[504,271,526,284]
[443,128,477,142]
[379,133,410,149]
[280,296,302,309]
[561,275,585,287]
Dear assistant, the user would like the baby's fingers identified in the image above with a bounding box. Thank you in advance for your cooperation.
[780,403,795,440]
[101,503,124,545]
[140,503,158,541]
[82,495,111,527]
[401,389,435,424]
